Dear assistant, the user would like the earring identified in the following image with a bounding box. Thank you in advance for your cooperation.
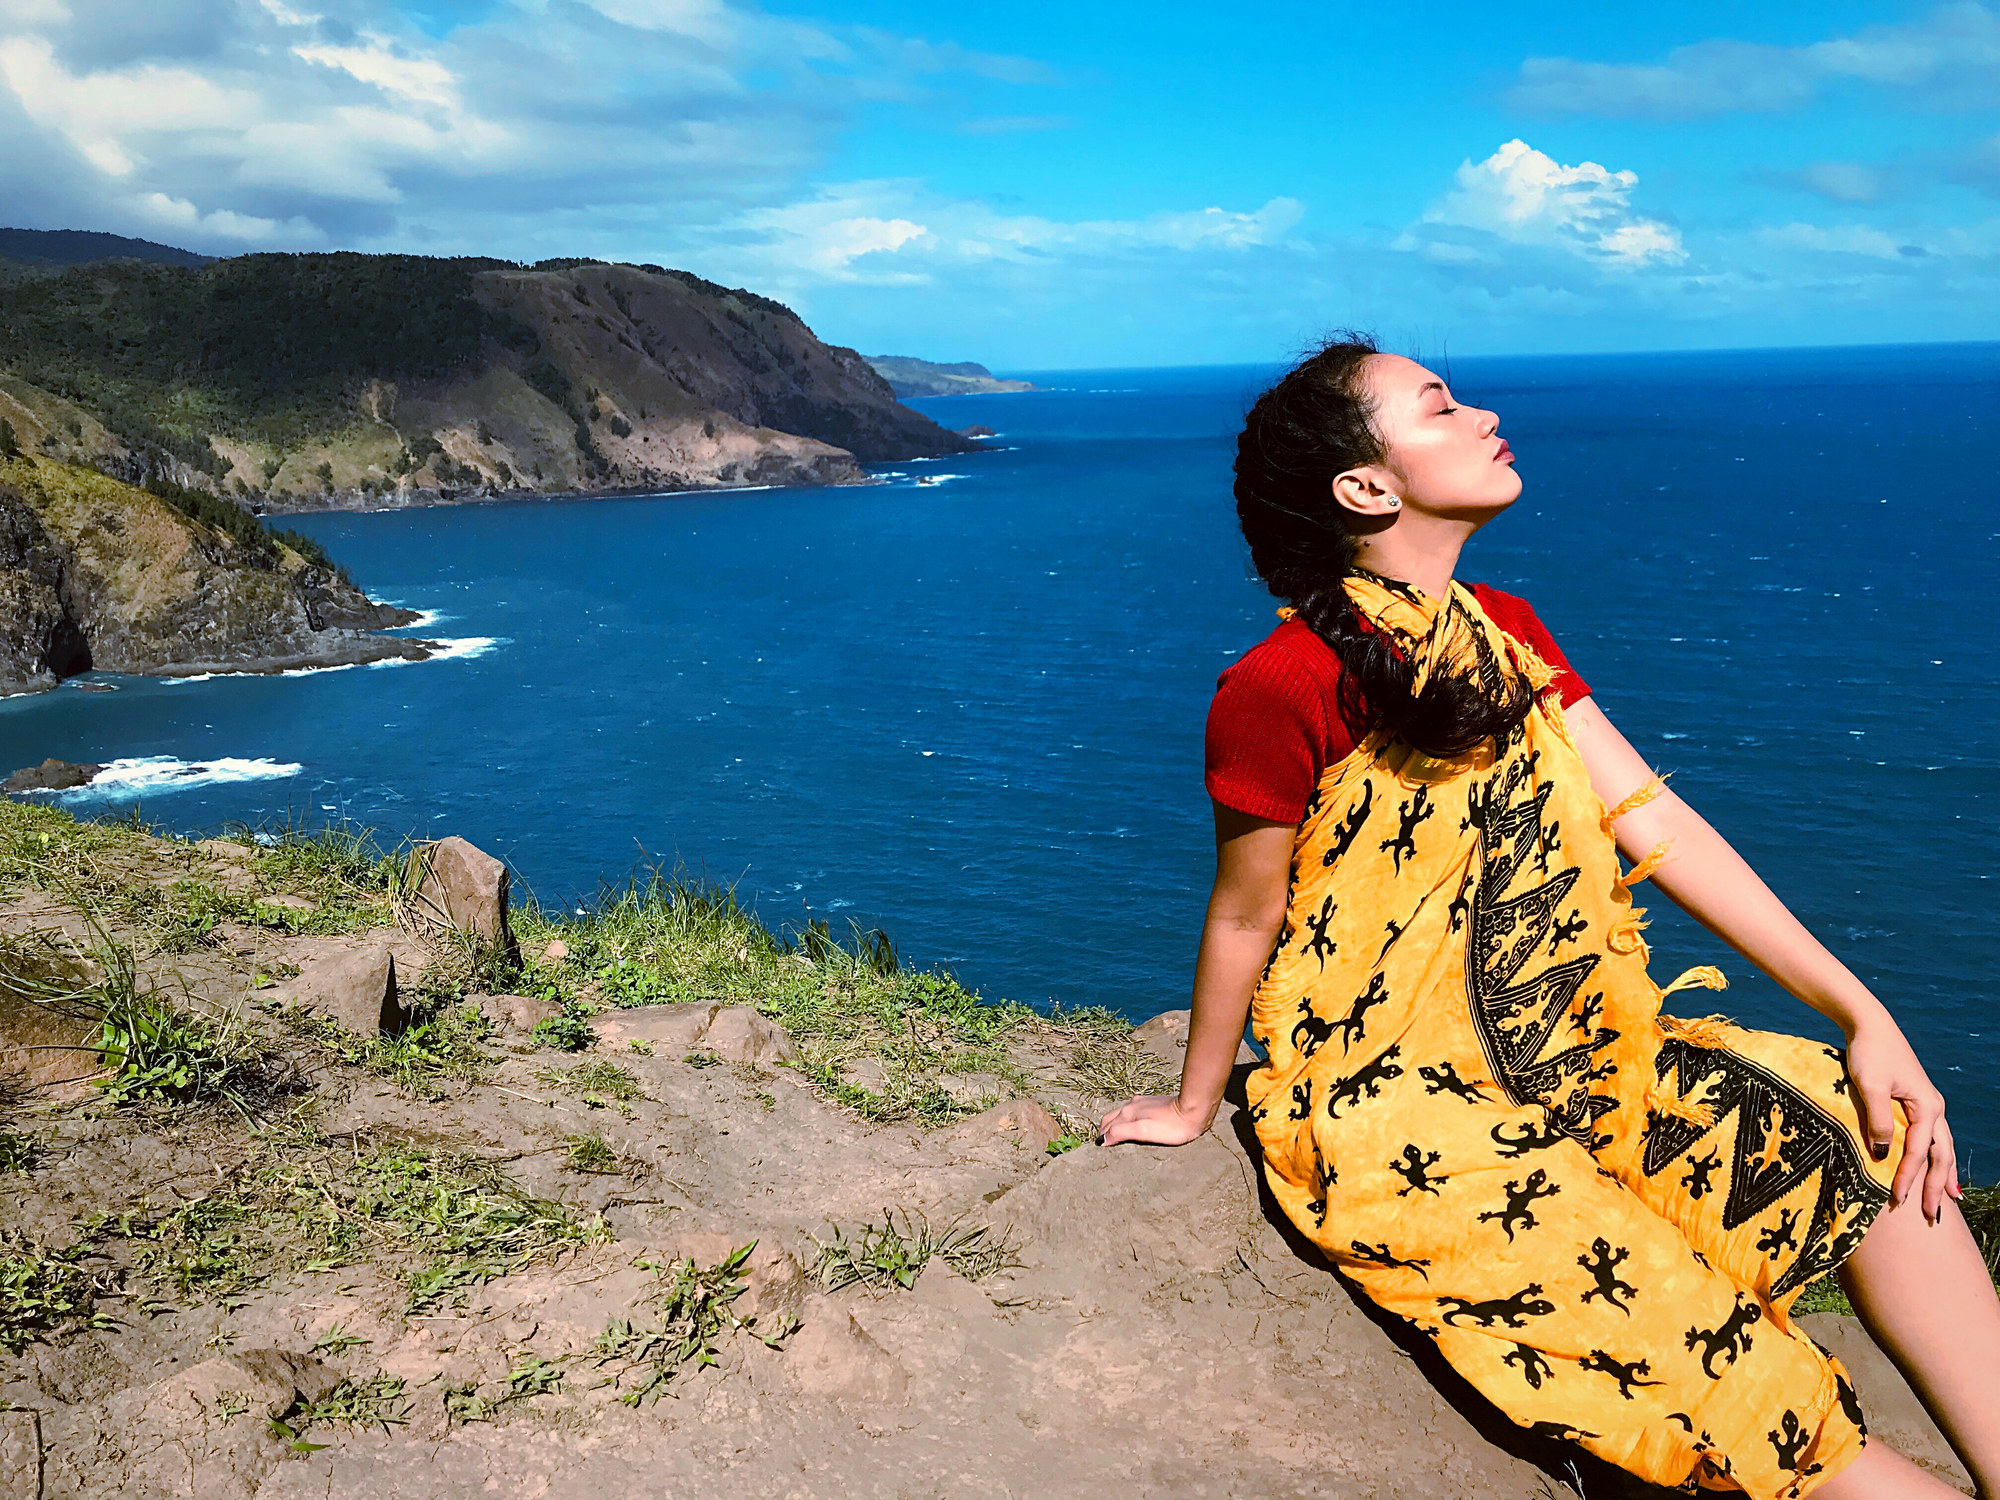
[1386,497,1402,508]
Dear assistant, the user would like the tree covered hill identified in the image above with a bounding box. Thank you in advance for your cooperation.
[0,252,970,511]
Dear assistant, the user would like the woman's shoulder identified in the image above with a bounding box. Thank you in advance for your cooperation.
[1216,615,1340,690]
[1467,583,1593,706]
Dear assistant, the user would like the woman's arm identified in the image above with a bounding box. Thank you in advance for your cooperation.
[1099,801,1293,1146]
[1564,694,1962,1222]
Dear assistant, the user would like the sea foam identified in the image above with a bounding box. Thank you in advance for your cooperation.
[57,756,304,799]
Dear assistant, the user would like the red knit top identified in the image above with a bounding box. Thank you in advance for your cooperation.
[1204,585,1592,824]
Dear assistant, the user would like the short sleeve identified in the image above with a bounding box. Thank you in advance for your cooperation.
[1475,585,1592,707]
[1204,642,1335,824]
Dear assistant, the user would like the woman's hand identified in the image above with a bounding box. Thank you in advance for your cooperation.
[1099,1092,1212,1147]
[1846,1018,1962,1224]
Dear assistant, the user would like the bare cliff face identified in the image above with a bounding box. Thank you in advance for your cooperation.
[0,254,974,515]
[0,456,428,695]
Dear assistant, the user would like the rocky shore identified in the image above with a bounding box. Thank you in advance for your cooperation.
[0,804,1977,1499]
[0,456,430,696]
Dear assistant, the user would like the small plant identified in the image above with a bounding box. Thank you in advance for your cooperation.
[564,1132,619,1174]
[212,1389,252,1422]
[0,1232,120,1352]
[536,1060,640,1102]
[505,1356,566,1400]
[1792,1276,1853,1315]
[0,1129,42,1175]
[591,1243,782,1405]
[271,1373,408,1449]
[1046,1133,1086,1156]
[811,1210,1019,1293]
[531,1011,596,1052]
[684,1050,720,1069]
[443,1381,494,1424]
[311,1324,368,1356]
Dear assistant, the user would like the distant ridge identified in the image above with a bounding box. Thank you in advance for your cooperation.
[865,355,1036,398]
[0,228,213,269]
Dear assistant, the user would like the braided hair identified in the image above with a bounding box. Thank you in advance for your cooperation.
[1233,333,1533,759]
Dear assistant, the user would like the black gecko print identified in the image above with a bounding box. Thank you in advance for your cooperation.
[1569,988,1606,1038]
[1524,1420,1599,1443]
[1490,1114,1569,1158]
[1447,868,1474,933]
[1389,1144,1445,1197]
[1577,1237,1637,1314]
[1756,1208,1802,1259]
[1330,974,1391,1053]
[1291,996,1337,1056]
[1287,1080,1312,1121]
[1324,1045,1404,1119]
[1476,1169,1561,1242]
[1834,1368,1867,1436]
[1418,1059,1490,1103]
[1822,1046,1850,1097]
[1375,917,1406,963]
[1579,1349,1664,1400]
[1533,818,1563,875]
[1767,1410,1824,1496]
[1349,1241,1432,1280]
[1438,1282,1557,1329]
[1548,911,1588,954]
[1681,1149,1722,1200]
[1306,1154,1335,1228]
[1380,784,1436,873]
[1301,895,1338,966]
[1502,1343,1553,1389]
[1685,1293,1762,1379]
[1321,781,1374,867]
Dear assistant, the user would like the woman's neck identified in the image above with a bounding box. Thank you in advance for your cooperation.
[1351,515,1476,602]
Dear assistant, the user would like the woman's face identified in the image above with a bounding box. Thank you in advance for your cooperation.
[1363,354,1521,517]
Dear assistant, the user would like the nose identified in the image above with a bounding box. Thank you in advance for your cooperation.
[1476,406,1499,438]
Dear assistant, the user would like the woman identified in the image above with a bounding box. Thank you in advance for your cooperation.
[1099,335,1998,1500]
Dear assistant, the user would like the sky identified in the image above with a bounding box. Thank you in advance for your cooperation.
[0,0,1994,367]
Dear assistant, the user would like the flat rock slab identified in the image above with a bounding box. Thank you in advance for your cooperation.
[1132,1007,1257,1069]
[404,836,514,954]
[0,990,100,1096]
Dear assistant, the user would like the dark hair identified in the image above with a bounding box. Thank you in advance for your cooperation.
[1233,332,1531,759]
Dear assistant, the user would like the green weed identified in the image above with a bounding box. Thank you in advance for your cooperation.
[564,1132,619,1174]
[0,1231,120,1352]
[810,1209,1018,1293]
[591,1243,782,1405]
[536,1060,640,1102]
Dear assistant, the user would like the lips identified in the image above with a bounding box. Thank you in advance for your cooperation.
[1494,440,1514,463]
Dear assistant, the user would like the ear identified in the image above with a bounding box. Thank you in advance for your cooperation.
[1331,466,1402,520]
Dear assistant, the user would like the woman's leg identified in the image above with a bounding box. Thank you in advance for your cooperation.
[1838,1191,2000,1498]
[1814,1440,1975,1500]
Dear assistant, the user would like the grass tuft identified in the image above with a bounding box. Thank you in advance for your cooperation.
[0,1231,121,1352]
[810,1208,1018,1293]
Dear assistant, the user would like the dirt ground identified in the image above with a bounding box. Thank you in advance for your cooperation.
[0,826,1973,1500]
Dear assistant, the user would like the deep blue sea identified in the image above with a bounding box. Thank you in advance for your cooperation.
[3,345,1995,1166]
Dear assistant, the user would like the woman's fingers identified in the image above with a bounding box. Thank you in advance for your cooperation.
[1922,1116,1957,1225]
[1853,1070,1898,1163]
[1887,1088,1937,1209]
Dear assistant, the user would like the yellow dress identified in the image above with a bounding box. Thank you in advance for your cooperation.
[1243,575,1902,1499]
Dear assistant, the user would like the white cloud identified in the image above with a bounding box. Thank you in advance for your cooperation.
[1509,3,1999,117]
[1410,139,1684,268]
[294,38,461,112]
[137,190,319,244]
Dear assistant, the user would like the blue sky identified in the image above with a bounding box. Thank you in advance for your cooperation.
[0,0,1993,365]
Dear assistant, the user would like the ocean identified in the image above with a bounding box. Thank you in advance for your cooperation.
[3,344,1995,1167]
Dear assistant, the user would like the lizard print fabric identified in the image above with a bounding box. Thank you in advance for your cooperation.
[1242,573,1900,1500]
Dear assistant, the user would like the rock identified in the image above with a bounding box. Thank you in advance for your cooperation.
[0,944,102,1093]
[842,1056,890,1093]
[940,1071,1003,1106]
[665,1233,807,1329]
[68,680,114,692]
[473,991,562,1033]
[952,1099,1062,1152]
[403,836,515,956]
[957,424,996,438]
[589,1003,719,1056]
[195,838,255,863]
[288,939,404,1036]
[3,757,102,793]
[253,893,315,912]
[1799,1313,1972,1490]
[993,1118,1261,1278]
[699,1005,799,1066]
[786,1303,910,1407]
[0,1406,39,1500]
[542,939,568,961]
[1132,1008,1257,1070]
